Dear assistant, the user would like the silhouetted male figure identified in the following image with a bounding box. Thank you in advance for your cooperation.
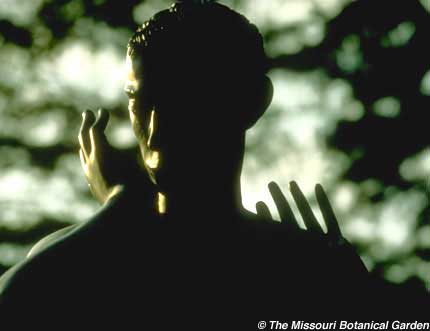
[0,1,372,328]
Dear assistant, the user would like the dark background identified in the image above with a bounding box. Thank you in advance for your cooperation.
[0,0,429,290]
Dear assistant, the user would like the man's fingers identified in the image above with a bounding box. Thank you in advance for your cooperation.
[89,126,109,155]
[289,181,324,234]
[256,201,272,221]
[268,181,299,229]
[89,109,111,154]
[92,108,110,132]
[79,110,96,156]
[315,184,342,239]
[79,149,88,175]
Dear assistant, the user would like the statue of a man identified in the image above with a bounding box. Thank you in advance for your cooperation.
[0,1,371,327]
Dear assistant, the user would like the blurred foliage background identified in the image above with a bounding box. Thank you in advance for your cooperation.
[0,0,429,290]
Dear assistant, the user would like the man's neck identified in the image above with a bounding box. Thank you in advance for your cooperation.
[150,134,247,223]
[158,180,243,222]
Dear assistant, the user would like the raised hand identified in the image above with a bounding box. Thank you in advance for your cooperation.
[257,182,342,241]
[256,181,368,273]
[78,108,154,205]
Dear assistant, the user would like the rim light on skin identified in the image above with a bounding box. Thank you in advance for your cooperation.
[124,53,140,101]
[145,110,160,170]
[124,51,165,213]
[124,52,160,171]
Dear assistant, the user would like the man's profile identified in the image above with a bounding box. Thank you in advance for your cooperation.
[0,0,371,326]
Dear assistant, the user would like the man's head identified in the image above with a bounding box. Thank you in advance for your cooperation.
[125,1,273,194]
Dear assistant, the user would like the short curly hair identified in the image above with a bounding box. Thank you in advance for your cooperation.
[127,1,268,108]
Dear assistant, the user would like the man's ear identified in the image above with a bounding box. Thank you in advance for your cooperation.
[244,75,273,129]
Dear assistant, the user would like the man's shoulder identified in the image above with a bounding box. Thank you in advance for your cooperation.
[236,210,310,244]
[26,224,79,259]
[2,224,84,282]
[0,225,75,301]
[0,202,120,302]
